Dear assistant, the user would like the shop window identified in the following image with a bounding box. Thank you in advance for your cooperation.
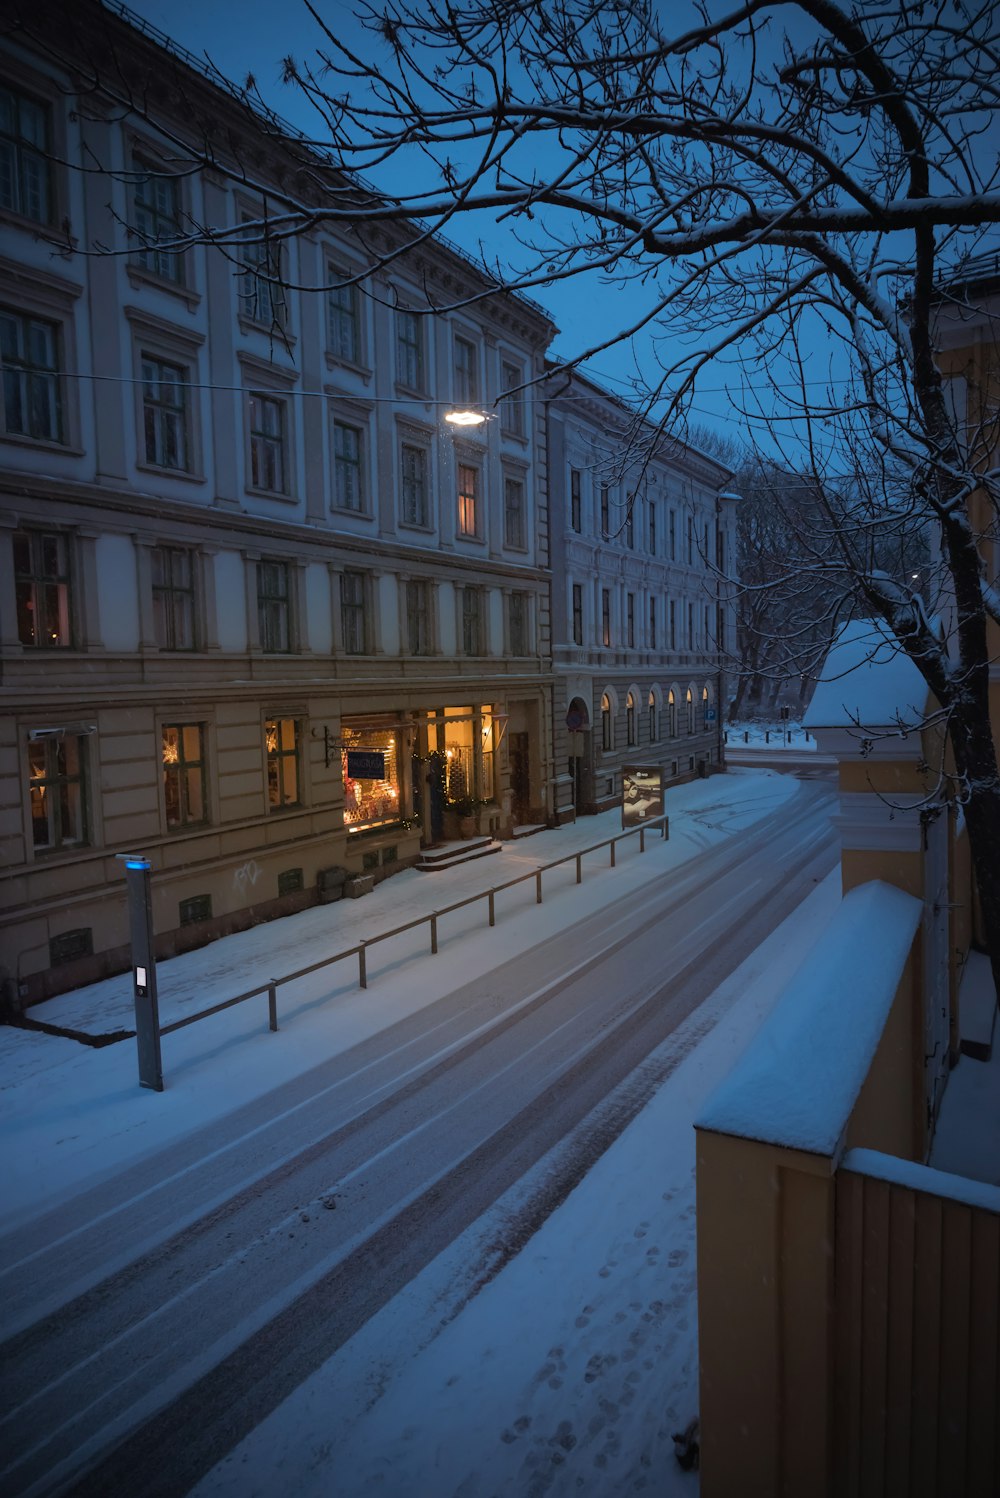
[162,722,206,828]
[14,529,71,647]
[342,724,401,830]
[29,732,88,850]
[265,717,300,810]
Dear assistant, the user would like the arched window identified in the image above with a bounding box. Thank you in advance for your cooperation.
[667,689,677,738]
[686,687,695,734]
[626,691,636,746]
[648,689,658,741]
[702,685,710,731]
[601,692,613,751]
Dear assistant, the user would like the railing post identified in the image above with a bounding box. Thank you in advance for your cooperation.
[488,890,496,927]
[662,815,669,839]
[610,839,616,868]
[268,980,278,1032]
[359,941,367,990]
[639,827,645,853]
[536,869,543,904]
[575,852,582,884]
[430,913,438,955]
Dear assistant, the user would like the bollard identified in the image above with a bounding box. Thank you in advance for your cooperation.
[575,853,582,884]
[765,730,770,743]
[744,730,749,742]
[639,827,645,853]
[610,840,616,868]
[536,869,543,904]
[359,941,367,990]
[488,890,495,927]
[430,913,438,955]
[268,980,279,1031]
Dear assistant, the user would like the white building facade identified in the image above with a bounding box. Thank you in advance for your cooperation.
[546,370,738,820]
[0,3,555,1006]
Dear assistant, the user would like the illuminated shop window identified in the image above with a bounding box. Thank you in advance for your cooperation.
[342,723,400,829]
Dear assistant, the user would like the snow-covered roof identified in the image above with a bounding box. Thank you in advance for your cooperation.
[696,880,922,1156]
[803,619,930,730]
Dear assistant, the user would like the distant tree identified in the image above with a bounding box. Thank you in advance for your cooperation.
[12,0,1000,996]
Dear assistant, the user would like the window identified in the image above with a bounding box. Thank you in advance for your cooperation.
[625,505,634,549]
[649,502,656,556]
[572,582,583,646]
[508,591,529,656]
[601,692,613,752]
[461,586,482,656]
[704,604,712,650]
[14,530,70,647]
[401,442,429,527]
[257,560,291,652]
[500,360,523,436]
[454,335,478,403]
[626,691,636,746]
[240,218,285,326]
[703,686,711,730]
[396,309,424,389]
[340,569,367,653]
[688,602,694,649]
[0,83,51,223]
[162,723,206,828]
[504,475,526,549]
[649,596,656,649]
[406,578,432,655]
[670,599,677,650]
[132,157,183,282]
[249,393,287,493]
[327,266,360,363]
[332,419,365,512]
[458,463,479,537]
[151,545,195,650]
[342,722,401,829]
[687,515,694,565]
[717,526,725,571]
[648,690,658,741]
[141,354,188,470]
[668,689,677,737]
[627,592,635,649]
[668,509,676,561]
[570,469,582,532]
[686,687,695,733]
[601,588,611,648]
[29,733,87,850]
[600,486,610,538]
[1,309,62,442]
[266,717,300,810]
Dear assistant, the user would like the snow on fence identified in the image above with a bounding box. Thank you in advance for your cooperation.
[155,814,670,1069]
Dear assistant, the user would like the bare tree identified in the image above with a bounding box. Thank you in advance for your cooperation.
[12,0,1000,995]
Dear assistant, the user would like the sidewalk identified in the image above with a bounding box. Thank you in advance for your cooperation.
[1,770,800,1225]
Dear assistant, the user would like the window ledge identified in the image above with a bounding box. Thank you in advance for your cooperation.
[237,314,296,347]
[126,263,201,311]
[324,352,372,381]
[244,486,296,503]
[1,433,83,458]
[330,505,373,520]
[135,461,207,484]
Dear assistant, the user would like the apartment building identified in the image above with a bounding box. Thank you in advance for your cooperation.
[0,0,556,1006]
[546,368,737,820]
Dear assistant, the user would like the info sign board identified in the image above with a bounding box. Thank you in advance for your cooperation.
[622,765,664,828]
[346,750,386,780]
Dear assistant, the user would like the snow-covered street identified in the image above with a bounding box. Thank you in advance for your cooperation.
[0,772,841,1496]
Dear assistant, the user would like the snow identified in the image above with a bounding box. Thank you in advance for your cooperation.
[1,771,800,1227]
[930,950,1000,1189]
[842,1148,1000,1215]
[190,876,844,1498]
[804,619,930,729]
[695,880,922,1156]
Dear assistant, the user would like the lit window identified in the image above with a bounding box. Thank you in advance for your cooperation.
[668,689,677,737]
[14,529,70,647]
[249,393,286,493]
[601,692,613,751]
[0,83,51,223]
[151,545,195,649]
[132,157,184,282]
[29,734,87,849]
[648,690,658,741]
[141,355,188,470]
[458,464,479,537]
[626,691,636,746]
[686,687,695,733]
[265,717,300,809]
[1,310,62,443]
[162,723,206,828]
[333,420,365,512]
[342,724,400,829]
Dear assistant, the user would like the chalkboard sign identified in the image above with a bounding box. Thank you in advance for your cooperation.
[347,750,386,779]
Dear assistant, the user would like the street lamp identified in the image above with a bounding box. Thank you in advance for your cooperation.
[444,409,488,427]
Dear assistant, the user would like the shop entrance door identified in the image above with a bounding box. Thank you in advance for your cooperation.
[510,732,530,823]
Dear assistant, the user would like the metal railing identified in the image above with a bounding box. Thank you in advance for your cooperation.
[157,814,669,1055]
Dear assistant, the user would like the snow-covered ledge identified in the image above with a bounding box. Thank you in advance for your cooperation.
[696,879,922,1160]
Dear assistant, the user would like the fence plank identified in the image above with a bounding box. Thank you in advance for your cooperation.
[835,1169,865,1496]
[966,1211,999,1495]
[859,1177,890,1498]
[884,1183,916,1495]
[910,1193,943,1498]
[938,1201,972,1495]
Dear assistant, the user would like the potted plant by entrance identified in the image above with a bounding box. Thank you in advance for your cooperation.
[448,794,478,839]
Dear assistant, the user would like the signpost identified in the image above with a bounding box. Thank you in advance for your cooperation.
[118,854,163,1092]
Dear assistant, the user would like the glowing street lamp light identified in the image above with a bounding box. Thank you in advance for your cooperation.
[444,409,487,427]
